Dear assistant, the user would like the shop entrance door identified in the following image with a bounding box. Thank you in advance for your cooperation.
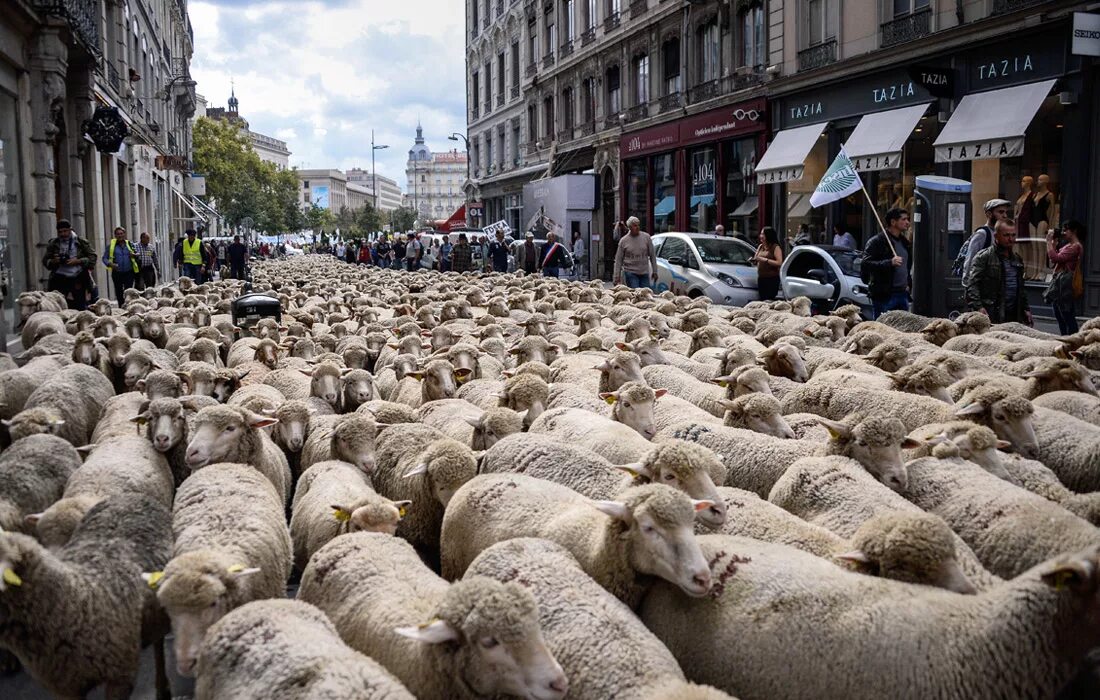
[601,166,616,280]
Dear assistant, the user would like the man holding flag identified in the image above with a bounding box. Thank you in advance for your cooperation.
[810,148,910,319]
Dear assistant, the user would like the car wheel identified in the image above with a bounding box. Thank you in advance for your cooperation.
[688,289,703,299]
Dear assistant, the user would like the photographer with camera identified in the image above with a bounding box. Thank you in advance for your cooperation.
[43,219,96,311]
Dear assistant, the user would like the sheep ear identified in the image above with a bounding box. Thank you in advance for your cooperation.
[395,619,459,644]
[331,505,352,522]
[514,409,528,423]
[404,463,428,478]
[599,392,618,405]
[129,414,149,426]
[691,499,716,513]
[954,403,985,417]
[135,379,147,392]
[454,368,473,381]
[501,369,516,378]
[835,550,872,565]
[710,376,733,388]
[407,371,426,381]
[614,341,633,352]
[592,500,632,522]
[816,417,850,440]
[1040,559,1094,593]
[593,360,611,372]
[23,513,42,527]
[995,439,1012,451]
[75,443,95,454]
[462,413,484,429]
[717,399,739,412]
[653,389,668,400]
[227,565,261,578]
[246,413,279,429]
[393,500,412,518]
[615,462,652,481]
[340,368,356,377]
[901,437,922,449]
[298,368,314,377]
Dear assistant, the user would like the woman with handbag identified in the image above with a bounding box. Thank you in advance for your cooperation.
[1044,220,1085,335]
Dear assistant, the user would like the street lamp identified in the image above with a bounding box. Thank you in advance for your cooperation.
[371,129,389,215]
[448,132,471,227]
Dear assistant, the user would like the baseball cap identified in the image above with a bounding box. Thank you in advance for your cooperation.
[525,232,534,238]
[984,199,1011,212]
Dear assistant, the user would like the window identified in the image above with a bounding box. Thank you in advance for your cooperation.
[565,0,575,40]
[484,62,492,106]
[626,160,648,229]
[486,132,493,170]
[472,71,480,114]
[662,39,680,94]
[658,236,687,263]
[512,122,521,162]
[608,0,621,15]
[562,87,575,130]
[543,95,554,138]
[471,0,479,34]
[605,65,621,116]
[497,53,505,97]
[303,180,310,189]
[892,0,930,16]
[653,153,675,233]
[698,21,719,83]
[546,18,556,54]
[511,42,520,89]
[586,0,597,29]
[804,0,838,47]
[582,77,596,123]
[741,5,766,68]
[528,104,538,141]
[634,54,650,105]
[688,147,717,233]
[528,19,538,63]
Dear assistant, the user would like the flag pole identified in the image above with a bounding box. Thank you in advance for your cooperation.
[859,183,897,257]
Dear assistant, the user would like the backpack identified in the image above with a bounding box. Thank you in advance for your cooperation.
[951,226,992,278]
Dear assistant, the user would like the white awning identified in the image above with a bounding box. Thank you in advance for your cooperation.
[730,196,759,217]
[174,190,204,221]
[787,193,814,218]
[933,79,1056,163]
[844,103,931,172]
[755,122,828,184]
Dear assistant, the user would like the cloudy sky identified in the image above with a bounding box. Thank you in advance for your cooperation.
[189,0,467,192]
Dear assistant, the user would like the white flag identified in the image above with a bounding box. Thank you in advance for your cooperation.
[809,148,864,208]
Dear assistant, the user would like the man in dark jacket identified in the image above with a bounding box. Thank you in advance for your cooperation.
[227,235,248,279]
[537,232,570,278]
[517,232,538,274]
[965,219,1032,325]
[488,230,510,273]
[860,208,911,319]
[43,219,96,310]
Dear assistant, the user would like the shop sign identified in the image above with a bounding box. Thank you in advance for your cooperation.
[934,137,1024,163]
[757,166,803,185]
[1072,12,1100,57]
[621,123,678,157]
[468,202,484,218]
[779,69,936,128]
[963,30,1065,89]
[621,100,766,157]
[851,153,902,172]
[908,65,954,98]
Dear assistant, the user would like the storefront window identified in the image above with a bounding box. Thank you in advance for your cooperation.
[868,114,937,250]
[785,132,828,245]
[626,159,648,227]
[723,138,757,240]
[0,90,26,338]
[652,153,675,233]
[688,147,716,233]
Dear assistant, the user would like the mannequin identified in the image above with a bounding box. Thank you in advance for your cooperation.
[1032,174,1054,238]
[891,183,905,211]
[1016,176,1035,237]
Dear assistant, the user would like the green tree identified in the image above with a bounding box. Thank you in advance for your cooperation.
[391,206,417,233]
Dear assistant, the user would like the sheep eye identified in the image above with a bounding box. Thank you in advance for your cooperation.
[993,413,1005,421]
[856,439,867,447]
[224,426,237,433]
[662,473,676,482]
[642,524,656,534]
[480,636,499,649]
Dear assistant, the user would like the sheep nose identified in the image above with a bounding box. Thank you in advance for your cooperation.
[692,570,712,591]
[548,675,568,694]
[289,438,303,451]
[154,435,170,449]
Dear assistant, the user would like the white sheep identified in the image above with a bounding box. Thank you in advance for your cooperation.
[184,405,291,505]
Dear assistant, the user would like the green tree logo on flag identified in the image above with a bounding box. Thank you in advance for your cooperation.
[810,148,864,208]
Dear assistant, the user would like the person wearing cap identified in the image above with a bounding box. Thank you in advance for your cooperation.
[43,218,96,310]
[961,199,1012,288]
[451,233,473,273]
[966,218,1032,326]
[102,226,139,305]
[173,229,205,283]
[515,232,538,274]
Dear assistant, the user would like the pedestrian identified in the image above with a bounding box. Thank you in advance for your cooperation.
[959,198,1012,287]
[478,235,492,272]
[714,224,726,237]
[1044,219,1085,335]
[392,235,407,270]
[861,208,912,320]
[227,235,248,280]
[335,240,346,260]
[101,226,139,306]
[440,235,453,272]
[794,224,812,247]
[134,231,159,290]
[538,231,569,278]
[832,224,858,250]
[612,216,658,289]
[203,239,218,280]
[517,232,538,274]
[173,229,205,283]
[43,218,96,311]
[966,218,1032,326]
[451,233,473,273]
[216,241,228,268]
[345,241,357,265]
[488,230,510,273]
[404,233,422,272]
[358,241,372,266]
[571,231,586,279]
[754,226,784,301]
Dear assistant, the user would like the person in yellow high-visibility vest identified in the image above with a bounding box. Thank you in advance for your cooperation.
[173,229,205,283]
[102,226,139,306]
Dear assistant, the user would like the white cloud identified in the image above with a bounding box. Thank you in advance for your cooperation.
[189,0,467,190]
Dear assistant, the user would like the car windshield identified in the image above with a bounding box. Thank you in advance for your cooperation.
[827,249,862,276]
[690,238,753,265]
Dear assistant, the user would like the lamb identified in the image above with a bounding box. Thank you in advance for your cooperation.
[767,455,1000,591]
[33,434,176,548]
[370,423,477,552]
[0,494,171,700]
[297,532,567,700]
[14,362,113,447]
[466,537,701,700]
[300,413,379,475]
[441,475,713,608]
[184,405,291,505]
[418,398,525,450]
[640,536,1100,700]
[194,599,415,700]
[146,463,292,677]
[719,393,796,438]
[290,459,408,570]
[529,386,662,463]
[1033,390,1100,426]
[0,434,81,533]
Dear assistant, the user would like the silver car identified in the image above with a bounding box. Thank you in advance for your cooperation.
[652,233,759,305]
[780,244,873,318]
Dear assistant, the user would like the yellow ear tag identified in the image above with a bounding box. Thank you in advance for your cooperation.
[3,568,22,587]
[227,564,246,574]
[1053,570,1075,590]
[603,396,617,405]
[456,374,470,384]
[397,505,408,518]
[825,427,841,440]
[145,571,164,590]
[333,508,351,522]
[716,381,729,388]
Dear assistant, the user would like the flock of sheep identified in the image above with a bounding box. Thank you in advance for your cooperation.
[2,252,1100,699]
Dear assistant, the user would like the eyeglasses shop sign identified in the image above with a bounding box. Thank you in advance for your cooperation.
[1073,12,1100,57]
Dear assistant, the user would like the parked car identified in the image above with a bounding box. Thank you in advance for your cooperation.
[651,233,758,305]
[780,244,872,318]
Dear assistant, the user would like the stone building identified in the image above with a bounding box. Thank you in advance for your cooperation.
[346,168,404,212]
[297,169,348,212]
[205,88,292,171]
[1,0,199,346]
[404,124,468,224]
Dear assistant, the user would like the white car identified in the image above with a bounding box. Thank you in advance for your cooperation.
[780,244,873,318]
[651,233,759,305]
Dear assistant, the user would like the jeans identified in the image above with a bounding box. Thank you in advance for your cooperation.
[181,263,203,283]
[871,291,909,319]
[1053,298,1079,335]
[623,271,652,289]
[542,267,559,278]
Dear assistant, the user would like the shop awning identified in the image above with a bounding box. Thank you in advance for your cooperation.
[844,103,931,172]
[787,194,814,218]
[755,122,828,185]
[730,196,759,217]
[933,79,1056,163]
[654,196,676,216]
[689,194,715,209]
[174,190,204,221]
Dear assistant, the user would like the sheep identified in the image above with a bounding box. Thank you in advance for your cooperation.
[121,346,179,388]
[271,398,312,456]
[3,406,67,443]
[300,413,379,475]
[952,384,1039,458]
[1029,406,1100,493]
[194,599,415,699]
[298,532,567,700]
[460,371,549,427]
[708,365,775,399]
[0,355,67,423]
[370,423,477,553]
[640,535,1100,700]
[686,325,727,357]
[653,393,724,433]
[20,310,67,350]
[184,405,291,505]
[390,358,469,408]
[132,396,216,487]
[758,341,809,382]
[779,380,957,433]
[227,383,287,416]
[146,463,291,677]
[33,434,176,548]
[70,330,113,378]
[290,459,408,570]
[0,494,171,700]
[357,399,419,425]
[998,453,1100,526]
[642,363,728,418]
[418,398,525,450]
[0,434,81,534]
[718,393,796,438]
[137,368,184,400]
[948,358,1096,400]
[12,363,113,447]
[1034,390,1100,426]
[905,422,1014,481]
[441,475,713,608]
[767,455,1000,591]
[529,384,663,463]
[903,451,1100,580]
[339,368,376,412]
[466,537,699,700]
[663,412,920,496]
[550,349,644,393]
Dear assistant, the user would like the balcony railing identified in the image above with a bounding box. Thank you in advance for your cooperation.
[881,8,932,48]
[33,0,100,56]
[725,69,765,92]
[581,27,596,46]
[171,57,191,79]
[497,93,505,107]
[603,114,622,130]
[561,40,574,58]
[484,101,493,115]
[525,63,537,78]
[482,16,490,29]
[577,121,595,137]
[472,105,480,120]
[992,0,1047,13]
[557,128,574,142]
[168,131,179,155]
[525,141,540,154]
[797,39,837,72]
[688,79,719,104]
[511,84,521,98]
[106,60,121,92]
[543,53,556,68]
[624,103,649,123]
[629,0,647,19]
[659,92,683,114]
[495,0,504,15]
[604,11,621,32]
[524,0,536,20]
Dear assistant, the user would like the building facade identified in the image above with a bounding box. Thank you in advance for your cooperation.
[346,168,404,212]
[1,0,199,346]
[405,125,468,223]
[205,90,292,171]
[297,169,348,212]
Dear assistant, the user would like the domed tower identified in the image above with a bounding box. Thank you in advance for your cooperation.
[228,84,239,115]
[408,122,431,162]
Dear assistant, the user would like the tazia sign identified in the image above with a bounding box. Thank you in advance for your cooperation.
[935,138,1025,163]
